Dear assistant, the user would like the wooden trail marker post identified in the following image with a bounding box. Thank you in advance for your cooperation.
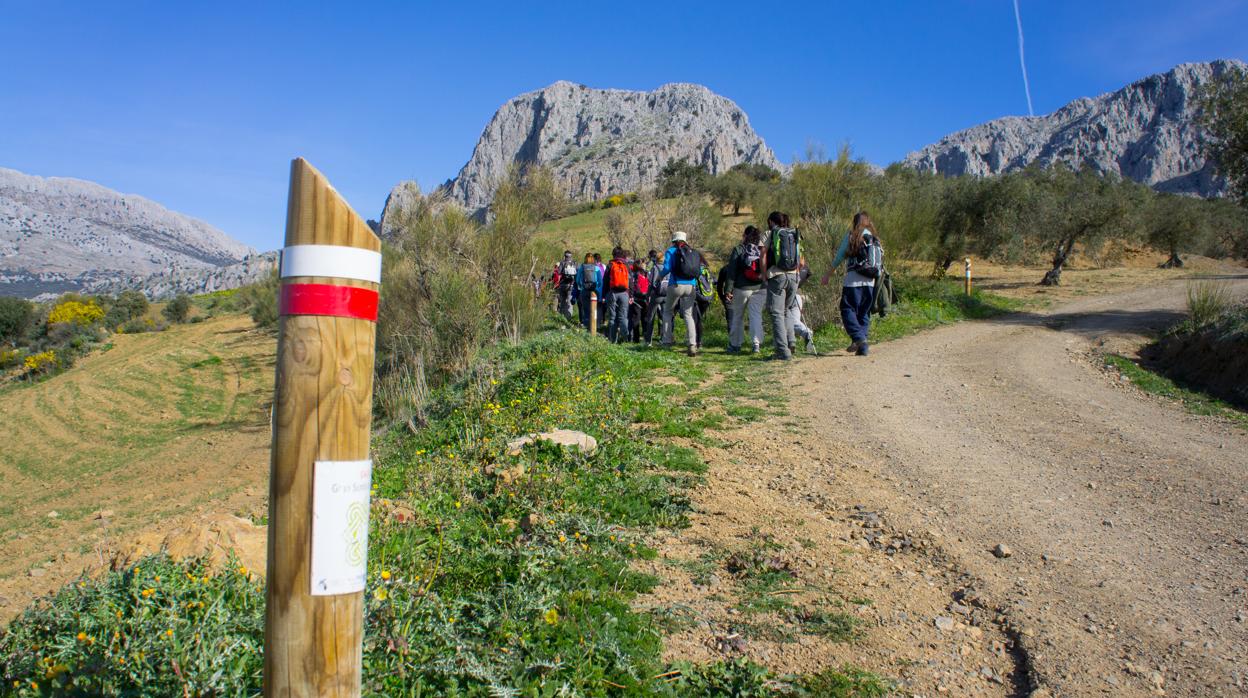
[964,258,972,296]
[589,292,598,336]
[264,158,381,697]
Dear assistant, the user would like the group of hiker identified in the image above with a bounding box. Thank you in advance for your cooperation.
[549,210,888,360]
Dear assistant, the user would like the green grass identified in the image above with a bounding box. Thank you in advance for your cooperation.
[1104,354,1248,429]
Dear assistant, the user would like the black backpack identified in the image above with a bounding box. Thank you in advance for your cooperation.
[771,228,801,272]
[673,244,702,280]
[848,232,883,279]
[580,263,598,287]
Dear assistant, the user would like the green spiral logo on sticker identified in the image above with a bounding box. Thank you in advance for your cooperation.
[344,501,368,567]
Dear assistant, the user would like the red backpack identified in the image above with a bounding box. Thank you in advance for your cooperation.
[634,270,650,296]
[606,259,630,291]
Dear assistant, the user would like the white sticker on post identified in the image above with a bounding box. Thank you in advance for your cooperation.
[310,459,372,596]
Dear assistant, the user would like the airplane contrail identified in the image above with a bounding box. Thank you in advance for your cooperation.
[1013,0,1035,117]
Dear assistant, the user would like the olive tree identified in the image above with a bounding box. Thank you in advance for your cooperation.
[1200,65,1248,204]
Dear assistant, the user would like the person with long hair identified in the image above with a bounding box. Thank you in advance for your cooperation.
[821,210,882,356]
[725,225,767,354]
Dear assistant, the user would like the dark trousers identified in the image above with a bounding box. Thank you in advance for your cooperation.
[578,289,595,329]
[629,299,647,342]
[642,293,662,343]
[693,297,711,347]
[556,284,574,318]
[839,285,875,343]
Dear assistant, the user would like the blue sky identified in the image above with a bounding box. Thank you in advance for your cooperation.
[2,0,1245,251]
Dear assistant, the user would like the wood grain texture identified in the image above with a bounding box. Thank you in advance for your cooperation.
[265,158,379,697]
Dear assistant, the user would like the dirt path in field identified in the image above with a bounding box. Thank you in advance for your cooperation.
[647,275,1248,696]
[0,316,273,621]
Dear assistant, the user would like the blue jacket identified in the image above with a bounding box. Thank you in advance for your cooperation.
[658,244,698,286]
[574,263,602,297]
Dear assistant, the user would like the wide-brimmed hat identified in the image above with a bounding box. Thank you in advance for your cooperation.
[671,231,687,243]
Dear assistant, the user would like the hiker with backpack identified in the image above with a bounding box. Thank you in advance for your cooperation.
[760,212,804,360]
[629,259,651,343]
[657,231,702,356]
[575,253,602,331]
[641,256,664,345]
[726,225,768,354]
[603,247,633,343]
[554,250,578,319]
[593,253,608,332]
[821,211,884,356]
[693,260,715,350]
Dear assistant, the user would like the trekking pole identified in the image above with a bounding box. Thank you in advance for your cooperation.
[264,158,381,697]
[964,258,972,296]
[589,293,598,336]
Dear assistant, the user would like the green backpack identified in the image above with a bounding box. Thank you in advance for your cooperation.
[696,266,715,300]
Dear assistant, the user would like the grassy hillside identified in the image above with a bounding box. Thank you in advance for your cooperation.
[0,315,273,617]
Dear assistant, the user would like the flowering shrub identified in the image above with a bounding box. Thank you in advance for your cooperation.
[47,300,105,327]
[0,348,20,369]
[601,194,625,209]
[22,350,58,375]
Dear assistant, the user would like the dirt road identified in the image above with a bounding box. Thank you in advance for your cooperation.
[790,278,1248,696]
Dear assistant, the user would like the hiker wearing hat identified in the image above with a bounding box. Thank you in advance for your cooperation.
[657,231,702,356]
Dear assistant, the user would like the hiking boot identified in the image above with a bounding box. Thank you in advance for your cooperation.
[752,341,761,354]
[788,343,797,354]
[726,346,740,354]
[846,341,859,353]
[856,342,870,356]
[687,346,699,357]
[770,352,792,361]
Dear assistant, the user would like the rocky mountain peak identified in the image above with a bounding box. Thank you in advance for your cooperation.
[902,59,1247,197]
[438,80,780,215]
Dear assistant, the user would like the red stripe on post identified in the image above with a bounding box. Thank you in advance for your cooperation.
[280,283,379,322]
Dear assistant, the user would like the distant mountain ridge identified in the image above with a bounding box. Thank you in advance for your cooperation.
[0,167,254,298]
[84,252,278,300]
[387,81,780,224]
[903,60,1245,196]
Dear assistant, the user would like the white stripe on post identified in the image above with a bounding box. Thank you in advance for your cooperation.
[280,244,384,283]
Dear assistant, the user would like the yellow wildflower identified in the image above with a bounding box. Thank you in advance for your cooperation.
[76,632,87,642]
[380,570,391,581]
[544,608,559,625]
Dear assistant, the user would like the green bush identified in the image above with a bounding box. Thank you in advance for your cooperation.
[0,296,34,346]
[161,295,192,324]
[103,290,149,328]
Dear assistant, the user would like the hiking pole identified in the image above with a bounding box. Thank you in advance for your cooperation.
[265,158,381,697]
[590,293,598,336]
[964,258,972,296]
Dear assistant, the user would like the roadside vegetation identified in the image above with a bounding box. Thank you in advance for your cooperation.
[1113,280,1248,420]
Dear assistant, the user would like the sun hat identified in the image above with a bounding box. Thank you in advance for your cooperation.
[671,231,687,243]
